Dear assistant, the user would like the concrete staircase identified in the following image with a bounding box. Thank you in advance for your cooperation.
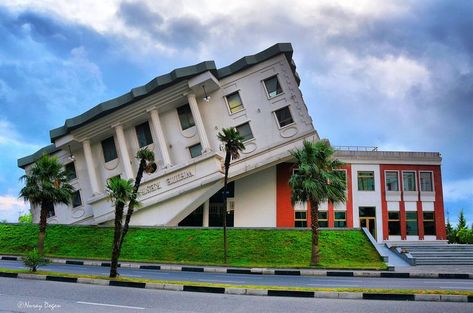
[387,241,473,265]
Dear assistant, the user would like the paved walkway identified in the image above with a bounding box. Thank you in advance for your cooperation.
[395,265,473,274]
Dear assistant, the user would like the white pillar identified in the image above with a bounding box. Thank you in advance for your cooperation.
[203,200,209,227]
[82,140,100,194]
[187,93,211,152]
[149,108,172,167]
[114,124,134,179]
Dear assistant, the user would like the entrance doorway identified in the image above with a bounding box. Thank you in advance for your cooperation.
[359,207,376,238]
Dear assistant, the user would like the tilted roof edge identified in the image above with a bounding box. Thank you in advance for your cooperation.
[19,43,296,168]
[49,60,218,141]
[18,144,61,169]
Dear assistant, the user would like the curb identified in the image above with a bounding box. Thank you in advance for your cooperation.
[0,271,471,303]
[2,255,472,280]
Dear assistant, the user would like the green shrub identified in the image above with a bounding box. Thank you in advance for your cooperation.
[21,249,49,272]
[456,228,473,244]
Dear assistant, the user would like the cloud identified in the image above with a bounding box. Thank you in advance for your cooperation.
[443,178,473,203]
[0,194,28,222]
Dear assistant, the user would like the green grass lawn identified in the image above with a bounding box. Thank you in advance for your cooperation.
[0,224,385,269]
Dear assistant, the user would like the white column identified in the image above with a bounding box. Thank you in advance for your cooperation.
[114,124,134,179]
[149,108,172,167]
[187,93,211,152]
[82,140,100,194]
[203,200,209,227]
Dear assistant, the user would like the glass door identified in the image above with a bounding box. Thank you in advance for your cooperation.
[359,207,376,238]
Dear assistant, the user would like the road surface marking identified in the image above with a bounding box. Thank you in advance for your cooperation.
[125,274,143,277]
[77,301,145,310]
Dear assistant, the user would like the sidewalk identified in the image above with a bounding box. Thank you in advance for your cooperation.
[1,254,472,279]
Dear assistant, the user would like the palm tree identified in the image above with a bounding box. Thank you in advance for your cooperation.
[119,148,155,251]
[289,139,346,266]
[217,128,245,264]
[19,154,74,255]
[106,176,134,278]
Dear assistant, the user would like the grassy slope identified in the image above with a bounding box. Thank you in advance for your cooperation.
[0,224,385,269]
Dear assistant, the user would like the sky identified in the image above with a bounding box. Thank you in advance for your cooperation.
[0,0,471,224]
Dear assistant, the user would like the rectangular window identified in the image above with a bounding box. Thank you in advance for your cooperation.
[101,136,118,163]
[334,211,346,227]
[177,104,195,130]
[274,106,294,127]
[294,211,307,228]
[46,202,55,218]
[358,171,375,191]
[385,171,399,191]
[72,191,82,208]
[403,171,416,191]
[189,143,202,158]
[406,212,418,235]
[318,211,328,227]
[388,212,401,235]
[135,121,153,148]
[65,162,77,180]
[420,172,433,192]
[423,212,436,236]
[263,75,283,98]
[225,92,244,114]
[236,122,254,142]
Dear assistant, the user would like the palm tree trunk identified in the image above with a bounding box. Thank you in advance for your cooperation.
[222,151,231,264]
[110,203,124,278]
[309,199,320,266]
[37,201,49,255]
[119,159,146,252]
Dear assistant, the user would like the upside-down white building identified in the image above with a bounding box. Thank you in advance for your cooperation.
[18,43,446,243]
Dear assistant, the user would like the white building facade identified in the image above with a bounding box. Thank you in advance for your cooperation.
[18,43,446,243]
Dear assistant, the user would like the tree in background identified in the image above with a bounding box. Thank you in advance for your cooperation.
[19,155,73,255]
[446,210,473,244]
[18,212,33,224]
[289,139,346,266]
[457,209,467,231]
[217,128,245,264]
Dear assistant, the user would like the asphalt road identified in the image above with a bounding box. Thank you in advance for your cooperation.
[1,278,472,313]
[1,260,472,291]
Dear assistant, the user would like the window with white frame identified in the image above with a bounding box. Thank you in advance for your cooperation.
[403,171,416,191]
[189,143,202,158]
[235,122,254,142]
[225,91,244,114]
[385,171,399,191]
[65,162,77,180]
[72,190,82,208]
[274,106,294,127]
[177,104,195,130]
[420,172,433,192]
[101,136,118,163]
[358,171,374,191]
[135,121,153,148]
[263,75,283,98]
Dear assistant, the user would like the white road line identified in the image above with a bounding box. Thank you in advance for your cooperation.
[125,274,143,278]
[306,283,361,287]
[77,301,145,310]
